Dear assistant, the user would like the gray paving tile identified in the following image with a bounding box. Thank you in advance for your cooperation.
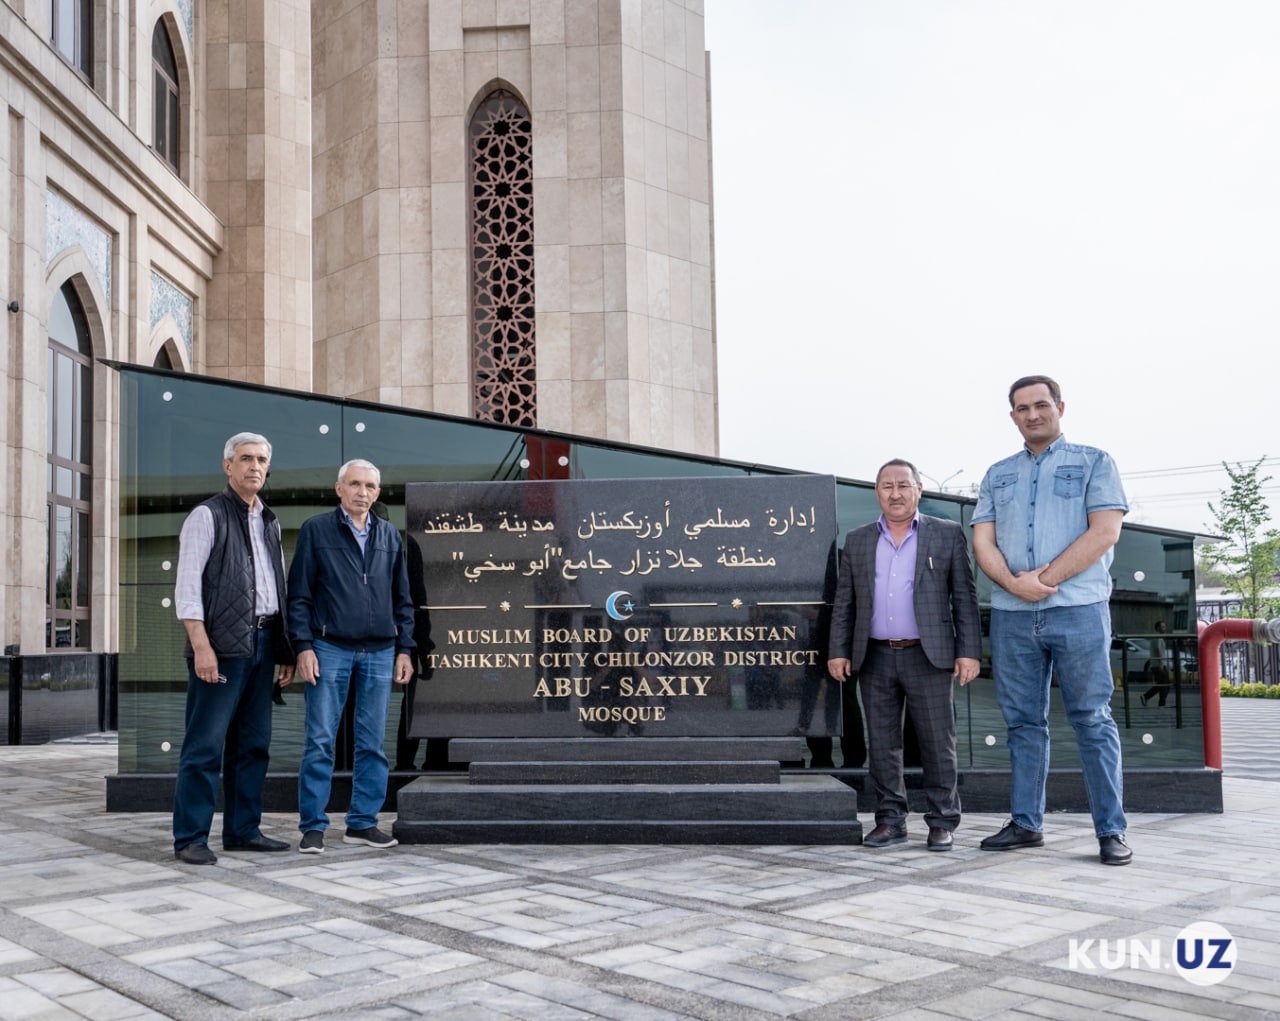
[1,734,1278,1020]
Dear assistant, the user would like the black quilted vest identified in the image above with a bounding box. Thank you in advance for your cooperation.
[187,487,287,659]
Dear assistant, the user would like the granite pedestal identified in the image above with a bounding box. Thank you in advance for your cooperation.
[392,737,864,844]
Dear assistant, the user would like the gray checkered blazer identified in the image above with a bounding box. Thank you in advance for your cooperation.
[827,514,982,672]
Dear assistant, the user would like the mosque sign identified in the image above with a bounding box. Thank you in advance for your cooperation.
[405,474,839,738]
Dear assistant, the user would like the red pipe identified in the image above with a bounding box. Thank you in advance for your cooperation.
[1197,618,1268,770]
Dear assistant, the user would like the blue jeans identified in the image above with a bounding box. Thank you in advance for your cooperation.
[298,639,394,832]
[990,602,1127,837]
[173,628,275,850]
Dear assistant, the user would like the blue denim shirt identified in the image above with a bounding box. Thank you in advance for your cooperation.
[972,436,1128,611]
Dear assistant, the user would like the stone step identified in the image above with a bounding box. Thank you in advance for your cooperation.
[467,760,780,784]
[449,737,807,762]
[393,774,862,844]
[392,818,863,844]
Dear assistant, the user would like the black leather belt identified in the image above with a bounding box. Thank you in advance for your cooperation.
[871,638,920,648]
[254,615,278,629]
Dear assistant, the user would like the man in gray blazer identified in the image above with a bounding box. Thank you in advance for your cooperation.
[828,459,982,850]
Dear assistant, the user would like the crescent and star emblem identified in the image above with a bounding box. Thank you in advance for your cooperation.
[604,591,636,621]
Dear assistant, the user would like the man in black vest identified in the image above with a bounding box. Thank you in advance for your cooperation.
[172,433,295,865]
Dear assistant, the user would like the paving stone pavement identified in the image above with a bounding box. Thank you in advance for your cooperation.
[0,709,1278,1021]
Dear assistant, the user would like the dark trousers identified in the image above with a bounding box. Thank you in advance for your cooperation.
[861,643,960,830]
[172,628,275,849]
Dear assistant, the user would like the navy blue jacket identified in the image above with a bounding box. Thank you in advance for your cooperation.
[286,507,416,656]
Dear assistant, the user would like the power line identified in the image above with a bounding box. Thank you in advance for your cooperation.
[1128,485,1280,503]
[1122,456,1280,481]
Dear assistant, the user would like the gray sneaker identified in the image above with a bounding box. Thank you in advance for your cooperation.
[299,830,325,854]
[343,826,398,848]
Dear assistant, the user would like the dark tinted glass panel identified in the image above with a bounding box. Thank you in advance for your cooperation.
[76,512,90,606]
[55,354,73,460]
[77,0,92,75]
[168,92,179,167]
[78,363,92,465]
[152,21,178,77]
[118,372,345,771]
[54,505,72,608]
[52,0,75,60]
[114,367,1201,774]
[339,407,534,529]
[48,287,75,346]
[47,349,55,452]
[573,442,752,481]
[153,82,167,160]
[46,506,53,603]
[51,0,91,81]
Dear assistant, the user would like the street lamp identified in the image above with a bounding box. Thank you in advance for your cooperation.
[920,469,963,493]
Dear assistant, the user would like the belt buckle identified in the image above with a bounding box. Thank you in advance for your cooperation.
[256,614,273,629]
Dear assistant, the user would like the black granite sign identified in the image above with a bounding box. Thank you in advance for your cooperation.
[405,475,839,738]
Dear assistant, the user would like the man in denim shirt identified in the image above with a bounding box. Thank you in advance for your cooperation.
[971,375,1132,866]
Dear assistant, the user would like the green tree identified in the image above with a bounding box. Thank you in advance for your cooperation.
[1203,457,1280,618]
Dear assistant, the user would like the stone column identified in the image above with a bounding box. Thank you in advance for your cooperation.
[203,0,312,390]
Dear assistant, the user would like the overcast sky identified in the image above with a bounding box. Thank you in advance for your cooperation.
[703,0,1280,536]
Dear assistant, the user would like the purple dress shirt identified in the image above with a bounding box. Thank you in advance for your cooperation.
[870,514,920,641]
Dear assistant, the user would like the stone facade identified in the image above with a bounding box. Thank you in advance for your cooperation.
[0,0,716,656]
[312,0,718,450]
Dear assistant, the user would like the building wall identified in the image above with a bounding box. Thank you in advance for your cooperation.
[1,0,716,661]
[1,0,226,654]
[311,0,719,453]
[203,0,314,390]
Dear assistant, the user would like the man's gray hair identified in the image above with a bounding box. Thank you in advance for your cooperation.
[338,458,381,486]
[223,432,272,461]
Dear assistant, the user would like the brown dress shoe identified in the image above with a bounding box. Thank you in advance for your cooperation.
[926,827,953,851]
[862,823,908,847]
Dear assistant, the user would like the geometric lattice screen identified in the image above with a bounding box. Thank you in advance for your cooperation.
[469,89,537,426]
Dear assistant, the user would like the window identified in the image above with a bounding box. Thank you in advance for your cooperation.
[152,21,180,172]
[154,343,179,370]
[469,89,537,426]
[47,282,93,650]
[51,0,92,79]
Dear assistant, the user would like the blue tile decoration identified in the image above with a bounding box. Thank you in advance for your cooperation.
[150,271,193,361]
[177,0,193,46]
[45,191,111,311]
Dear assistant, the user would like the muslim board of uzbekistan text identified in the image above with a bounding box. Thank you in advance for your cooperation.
[423,625,820,671]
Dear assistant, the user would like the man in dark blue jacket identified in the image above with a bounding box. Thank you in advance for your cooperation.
[288,459,415,853]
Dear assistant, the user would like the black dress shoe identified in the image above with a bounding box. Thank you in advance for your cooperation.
[979,821,1044,851]
[175,843,217,865]
[863,823,908,847]
[1099,834,1133,866]
[222,833,291,853]
[926,827,953,851]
